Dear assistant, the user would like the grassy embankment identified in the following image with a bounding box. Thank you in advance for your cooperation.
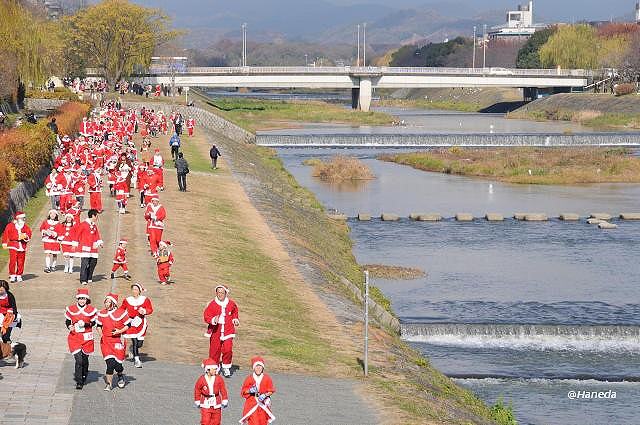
[380,147,640,185]
[0,189,48,269]
[508,93,640,130]
[196,95,394,132]
[377,87,523,113]
[185,97,508,423]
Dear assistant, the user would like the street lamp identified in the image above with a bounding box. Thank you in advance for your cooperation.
[483,24,487,69]
[472,26,476,69]
[305,54,308,66]
[241,23,247,67]
[357,24,361,66]
[363,22,367,67]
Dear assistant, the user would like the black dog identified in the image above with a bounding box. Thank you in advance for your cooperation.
[0,341,27,368]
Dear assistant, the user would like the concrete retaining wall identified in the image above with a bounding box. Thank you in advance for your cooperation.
[121,101,255,145]
[340,277,401,334]
[0,166,50,231]
[257,132,640,147]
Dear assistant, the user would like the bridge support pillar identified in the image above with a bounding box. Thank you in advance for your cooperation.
[351,88,360,109]
[358,78,372,112]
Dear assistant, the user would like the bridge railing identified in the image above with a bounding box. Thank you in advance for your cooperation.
[85,66,592,78]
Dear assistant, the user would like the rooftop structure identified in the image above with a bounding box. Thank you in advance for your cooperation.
[488,1,546,40]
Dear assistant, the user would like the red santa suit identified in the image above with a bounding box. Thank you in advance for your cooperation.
[240,357,276,425]
[114,174,129,212]
[121,294,153,340]
[40,215,61,254]
[96,295,130,363]
[73,218,102,259]
[203,286,239,371]
[57,219,77,255]
[152,150,164,188]
[87,171,103,212]
[144,200,166,254]
[65,296,97,355]
[194,359,229,425]
[155,241,174,284]
[187,118,195,137]
[111,241,128,273]
[2,212,32,281]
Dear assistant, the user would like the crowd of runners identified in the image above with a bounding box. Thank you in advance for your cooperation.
[0,101,275,425]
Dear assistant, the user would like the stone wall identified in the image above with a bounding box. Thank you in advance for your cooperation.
[257,132,640,147]
[25,98,66,112]
[121,101,256,145]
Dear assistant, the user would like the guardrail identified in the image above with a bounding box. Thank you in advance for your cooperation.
[85,66,592,78]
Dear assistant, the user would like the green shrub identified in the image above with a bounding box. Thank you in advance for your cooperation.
[490,397,518,425]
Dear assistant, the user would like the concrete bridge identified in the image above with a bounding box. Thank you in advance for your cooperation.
[87,66,592,112]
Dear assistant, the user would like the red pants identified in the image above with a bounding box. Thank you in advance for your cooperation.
[148,228,163,254]
[188,127,194,137]
[8,250,26,276]
[111,263,128,272]
[209,337,233,368]
[157,262,170,283]
[200,408,221,425]
[89,192,102,211]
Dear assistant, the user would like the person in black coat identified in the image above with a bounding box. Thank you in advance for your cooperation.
[175,152,189,192]
[209,145,221,169]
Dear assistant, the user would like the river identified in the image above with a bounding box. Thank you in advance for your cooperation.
[272,109,640,425]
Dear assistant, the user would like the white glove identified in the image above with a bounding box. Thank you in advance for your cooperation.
[194,401,200,408]
[221,400,228,408]
[232,318,239,326]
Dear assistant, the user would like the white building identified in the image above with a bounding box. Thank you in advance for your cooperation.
[488,1,545,40]
[636,2,640,23]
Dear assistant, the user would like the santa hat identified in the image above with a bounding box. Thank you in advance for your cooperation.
[201,358,219,373]
[104,293,119,305]
[131,282,145,292]
[65,213,74,220]
[62,135,70,141]
[48,209,58,218]
[151,195,160,201]
[251,356,265,370]
[154,148,160,153]
[215,284,230,294]
[76,288,90,300]
[14,211,25,220]
[118,238,128,245]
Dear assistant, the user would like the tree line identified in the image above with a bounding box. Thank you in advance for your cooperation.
[0,0,179,106]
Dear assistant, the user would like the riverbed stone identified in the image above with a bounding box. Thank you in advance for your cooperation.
[590,213,612,220]
[357,213,372,221]
[417,213,442,222]
[514,213,526,220]
[409,213,422,220]
[524,213,548,222]
[587,218,604,225]
[327,213,348,221]
[598,222,618,229]
[455,213,474,222]
[381,213,400,221]
[620,213,640,220]
[559,213,580,221]
[485,213,504,221]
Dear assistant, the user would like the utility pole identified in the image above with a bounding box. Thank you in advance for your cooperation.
[483,24,487,69]
[241,23,247,67]
[357,24,361,66]
[363,22,367,67]
[305,54,308,66]
[364,270,369,377]
[472,26,476,69]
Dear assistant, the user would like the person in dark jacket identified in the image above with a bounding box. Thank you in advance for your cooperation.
[48,117,58,134]
[175,152,189,192]
[0,280,18,343]
[209,145,221,169]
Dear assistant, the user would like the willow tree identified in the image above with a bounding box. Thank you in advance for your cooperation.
[0,0,60,101]
[64,0,179,86]
[539,24,600,69]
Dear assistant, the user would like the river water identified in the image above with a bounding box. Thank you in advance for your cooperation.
[273,109,640,425]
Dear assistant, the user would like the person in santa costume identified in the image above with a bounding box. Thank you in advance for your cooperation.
[187,117,195,137]
[110,238,131,280]
[96,293,130,391]
[65,288,97,390]
[87,168,103,212]
[203,285,240,377]
[57,213,77,274]
[194,358,229,425]
[239,356,276,425]
[152,148,164,190]
[73,209,103,285]
[155,240,174,285]
[114,171,129,214]
[121,283,153,368]
[144,196,166,256]
[0,280,18,343]
[2,211,32,283]
[40,209,61,273]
